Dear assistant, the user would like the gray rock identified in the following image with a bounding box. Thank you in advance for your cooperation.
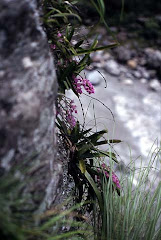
[0,0,61,213]
[140,78,148,84]
[148,70,157,78]
[102,52,111,61]
[144,48,161,73]
[125,72,133,79]
[119,65,128,74]
[139,57,147,66]
[105,59,120,76]
[87,70,103,86]
[138,66,150,79]
[149,79,161,91]
[155,15,161,25]
[121,78,133,85]
[113,46,136,63]
[142,69,150,79]
[92,51,104,62]
[91,62,105,69]
[133,70,142,79]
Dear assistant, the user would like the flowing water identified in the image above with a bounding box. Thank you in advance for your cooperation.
[67,70,161,186]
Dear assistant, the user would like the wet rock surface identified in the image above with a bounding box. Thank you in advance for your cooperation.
[0,0,61,213]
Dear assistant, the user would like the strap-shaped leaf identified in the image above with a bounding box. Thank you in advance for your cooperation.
[78,130,107,147]
[49,12,81,22]
[81,151,104,159]
[108,139,122,143]
[81,128,92,135]
[75,43,118,55]
[90,38,98,50]
[84,171,103,213]
[95,139,121,145]
[70,121,80,143]
[77,143,93,156]
[79,160,86,174]
[87,130,107,142]
[59,61,76,82]
[95,150,119,163]
[74,39,84,49]
[66,26,74,42]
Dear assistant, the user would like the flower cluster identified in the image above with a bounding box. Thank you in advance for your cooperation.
[66,100,77,128]
[50,44,56,50]
[57,31,62,37]
[101,163,121,189]
[73,77,83,94]
[50,31,63,50]
[73,76,95,95]
[57,98,77,129]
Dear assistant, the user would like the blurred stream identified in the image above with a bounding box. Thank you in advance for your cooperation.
[67,65,161,186]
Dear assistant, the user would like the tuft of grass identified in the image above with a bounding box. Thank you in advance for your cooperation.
[100,145,161,240]
[0,167,93,240]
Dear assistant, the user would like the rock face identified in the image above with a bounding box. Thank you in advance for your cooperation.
[113,46,135,63]
[0,0,61,212]
[144,48,161,78]
[104,59,120,76]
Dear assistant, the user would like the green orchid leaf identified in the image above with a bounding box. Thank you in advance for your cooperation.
[77,143,93,156]
[95,150,119,163]
[78,130,107,147]
[49,13,81,22]
[68,27,75,42]
[63,36,78,55]
[82,151,108,159]
[90,38,98,50]
[86,165,99,176]
[59,62,76,83]
[74,40,84,49]
[84,171,103,212]
[75,54,90,72]
[79,160,86,174]
[70,122,80,143]
[93,139,121,146]
[81,128,92,135]
[108,139,122,143]
[93,140,108,146]
[85,130,107,142]
[75,43,118,55]
[76,128,92,142]
[63,80,70,90]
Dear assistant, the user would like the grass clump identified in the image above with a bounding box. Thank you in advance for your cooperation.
[100,146,161,240]
[0,169,93,240]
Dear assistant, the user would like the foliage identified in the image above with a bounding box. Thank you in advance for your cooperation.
[57,117,121,211]
[0,168,93,240]
[100,146,161,240]
[0,1,120,239]
[43,1,117,95]
[1,1,161,239]
[43,0,121,218]
[0,169,25,240]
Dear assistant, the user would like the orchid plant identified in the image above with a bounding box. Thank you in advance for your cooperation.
[43,0,121,217]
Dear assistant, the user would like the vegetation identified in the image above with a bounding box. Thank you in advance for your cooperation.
[0,1,160,239]
[43,0,120,214]
[0,169,93,240]
[101,147,161,240]
[1,148,160,240]
[43,1,161,239]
